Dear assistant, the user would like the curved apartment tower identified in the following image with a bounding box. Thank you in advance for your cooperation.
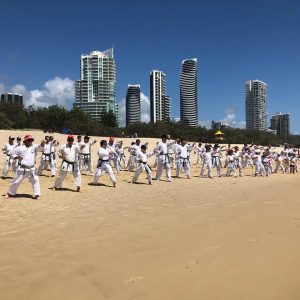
[245,80,268,131]
[180,58,198,127]
[126,85,141,126]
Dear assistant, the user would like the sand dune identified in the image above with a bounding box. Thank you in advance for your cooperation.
[0,130,300,300]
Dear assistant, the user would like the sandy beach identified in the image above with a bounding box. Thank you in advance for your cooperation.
[0,130,300,300]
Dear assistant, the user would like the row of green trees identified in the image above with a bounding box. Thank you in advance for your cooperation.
[0,103,299,146]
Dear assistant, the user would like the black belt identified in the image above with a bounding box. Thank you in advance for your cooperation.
[97,159,109,168]
[82,154,90,164]
[180,157,190,167]
[43,153,53,162]
[160,153,170,164]
[62,160,75,171]
[140,161,152,174]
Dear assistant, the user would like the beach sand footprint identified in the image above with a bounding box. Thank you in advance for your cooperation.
[184,260,199,269]
[205,246,220,253]
[248,238,258,244]
[125,276,143,285]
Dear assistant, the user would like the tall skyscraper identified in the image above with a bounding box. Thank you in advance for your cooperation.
[180,58,198,127]
[150,70,171,122]
[245,80,268,131]
[0,93,23,105]
[270,112,290,137]
[126,85,141,126]
[74,48,116,120]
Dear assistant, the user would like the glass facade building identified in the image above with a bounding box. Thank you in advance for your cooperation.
[74,49,116,120]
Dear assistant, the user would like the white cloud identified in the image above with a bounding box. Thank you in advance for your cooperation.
[0,77,75,108]
[140,92,150,122]
[118,92,151,127]
[199,120,211,128]
[221,108,245,129]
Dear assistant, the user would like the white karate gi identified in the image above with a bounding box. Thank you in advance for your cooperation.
[2,143,15,177]
[94,147,116,185]
[176,144,193,177]
[155,140,176,181]
[132,152,153,183]
[79,141,95,175]
[54,144,81,188]
[200,151,213,178]
[7,144,43,196]
[127,144,140,171]
[37,141,56,176]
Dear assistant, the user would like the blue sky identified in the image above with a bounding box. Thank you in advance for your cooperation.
[0,0,299,132]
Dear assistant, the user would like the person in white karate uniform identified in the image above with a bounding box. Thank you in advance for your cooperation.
[132,144,154,184]
[7,135,44,199]
[93,140,116,187]
[79,136,97,175]
[37,136,57,177]
[115,141,126,170]
[2,136,16,179]
[200,144,213,178]
[194,142,204,165]
[172,139,181,169]
[175,140,195,179]
[54,135,84,192]
[154,135,176,182]
[251,149,266,177]
[127,140,141,172]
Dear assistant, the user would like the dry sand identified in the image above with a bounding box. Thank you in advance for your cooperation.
[0,129,300,300]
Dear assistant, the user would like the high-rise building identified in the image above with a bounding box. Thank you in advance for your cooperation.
[180,58,198,127]
[0,93,23,105]
[150,70,171,122]
[270,112,290,137]
[74,48,116,120]
[245,80,268,131]
[126,85,141,126]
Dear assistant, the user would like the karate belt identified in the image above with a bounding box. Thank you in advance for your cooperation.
[42,153,53,162]
[51,152,56,160]
[160,154,170,165]
[180,157,190,168]
[62,160,75,172]
[212,156,220,166]
[140,161,152,174]
[18,164,35,175]
[81,154,90,164]
[97,159,109,168]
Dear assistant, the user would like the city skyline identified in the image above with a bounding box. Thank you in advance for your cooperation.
[0,0,299,132]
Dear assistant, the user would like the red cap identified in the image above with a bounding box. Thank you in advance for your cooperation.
[67,135,74,141]
[109,136,114,142]
[24,135,34,142]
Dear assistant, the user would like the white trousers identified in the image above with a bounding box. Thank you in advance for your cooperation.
[133,163,152,182]
[255,162,265,176]
[37,156,56,176]
[200,162,213,178]
[176,158,190,177]
[2,156,14,177]
[127,155,137,171]
[79,154,93,175]
[94,162,116,184]
[54,162,81,188]
[8,167,40,196]
[155,160,172,181]
[274,161,285,173]
[212,157,222,176]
